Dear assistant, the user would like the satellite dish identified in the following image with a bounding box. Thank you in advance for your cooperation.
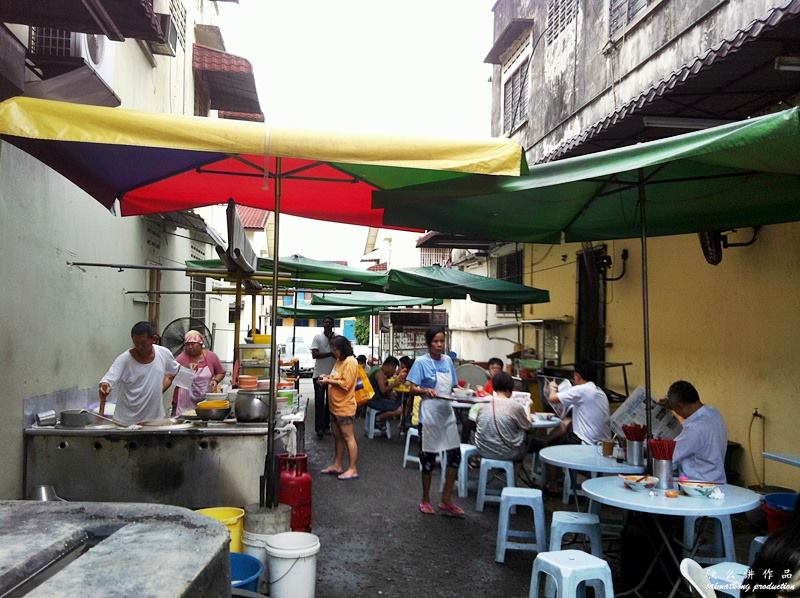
[698,232,723,265]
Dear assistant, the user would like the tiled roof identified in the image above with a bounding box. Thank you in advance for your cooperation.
[236,205,268,229]
[542,0,800,162]
[219,110,265,122]
[367,262,388,271]
[193,44,253,74]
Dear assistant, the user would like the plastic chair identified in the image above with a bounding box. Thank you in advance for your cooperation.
[529,550,614,598]
[364,406,392,440]
[495,487,546,563]
[476,458,515,512]
[439,444,479,497]
[703,562,749,598]
[680,558,717,598]
[549,511,604,558]
[748,535,766,565]
[402,427,421,469]
[683,515,736,564]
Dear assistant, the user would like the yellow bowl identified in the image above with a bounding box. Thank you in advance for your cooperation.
[198,400,230,409]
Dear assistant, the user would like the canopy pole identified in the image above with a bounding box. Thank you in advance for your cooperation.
[265,157,283,508]
[251,293,257,336]
[292,291,298,379]
[638,169,653,441]
[233,278,243,374]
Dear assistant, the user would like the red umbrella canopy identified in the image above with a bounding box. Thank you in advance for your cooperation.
[0,97,526,226]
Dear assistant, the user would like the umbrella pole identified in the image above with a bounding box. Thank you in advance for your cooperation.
[266,157,283,508]
[638,169,653,440]
[251,293,257,335]
[233,278,243,375]
[292,291,298,380]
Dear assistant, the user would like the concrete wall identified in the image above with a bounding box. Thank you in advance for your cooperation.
[0,2,227,498]
[490,0,780,161]
[519,223,800,490]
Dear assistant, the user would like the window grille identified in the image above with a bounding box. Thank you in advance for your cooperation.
[496,250,523,313]
[503,58,529,134]
[189,277,206,323]
[419,247,451,267]
[546,0,577,45]
[610,0,652,36]
[29,27,72,56]
[170,0,187,49]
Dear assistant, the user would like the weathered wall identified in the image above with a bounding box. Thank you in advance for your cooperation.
[522,223,800,490]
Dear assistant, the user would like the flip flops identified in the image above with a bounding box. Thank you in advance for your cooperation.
[320,467,344,475]
[438,502,466,518]
[337,473,359,481]
[419,502,436,515]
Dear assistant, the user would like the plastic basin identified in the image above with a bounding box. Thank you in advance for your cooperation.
[230,551,265,591]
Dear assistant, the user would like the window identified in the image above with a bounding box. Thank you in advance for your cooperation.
[546,0,577,45]
[503,57,529,134]
[190,277,206,323]
[496,250,523,314]
[610,0,653,37]
[419,247,451,267]
[170,0,187,49]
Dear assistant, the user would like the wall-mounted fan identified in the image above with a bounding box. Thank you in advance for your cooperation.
[161,318,213,356]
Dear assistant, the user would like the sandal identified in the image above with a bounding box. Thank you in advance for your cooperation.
[418,501,436,515]
[438,502,466,518]
[320,467,344,475]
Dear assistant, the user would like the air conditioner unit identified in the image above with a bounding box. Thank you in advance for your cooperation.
[148,13,178,57]
[29,28,116,87]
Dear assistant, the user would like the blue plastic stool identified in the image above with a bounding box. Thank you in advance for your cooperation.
[683,515,736,564]
[476,458,516,512]
[402,427,421,469]
[549,511,604,558]
[529,549,614,598]
[704,562,749,598]
[365,406,392,439]
[439,444,479,498]
[748,535,767,565]
[495,487,546,563]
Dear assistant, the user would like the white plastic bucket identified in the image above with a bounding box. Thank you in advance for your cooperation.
[264,531,320,598]
[242,530,272,595]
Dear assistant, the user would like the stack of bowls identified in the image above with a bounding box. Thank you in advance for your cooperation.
[239,375,257,390]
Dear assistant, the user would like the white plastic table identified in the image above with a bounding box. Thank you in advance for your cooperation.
[763,451,800,468]
[528,414,562,430]
[582,476,761,597]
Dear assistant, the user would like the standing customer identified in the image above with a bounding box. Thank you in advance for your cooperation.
[311,316,336,439]
[99,321,180,425]
[407,327,464,517]
[171,330,225,417]
[318,335,359,480]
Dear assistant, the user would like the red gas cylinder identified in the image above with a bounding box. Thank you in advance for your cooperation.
[277,453,312,532]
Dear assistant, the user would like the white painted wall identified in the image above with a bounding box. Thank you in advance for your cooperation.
[0,2,229,498]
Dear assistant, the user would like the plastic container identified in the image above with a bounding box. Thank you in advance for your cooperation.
[230,552,265,592]
[195,507,245,552]
[763,492,797,533]
[265,531,320,598]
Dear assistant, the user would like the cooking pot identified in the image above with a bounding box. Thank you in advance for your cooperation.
[235,391,270,422]
[59,409,91,427]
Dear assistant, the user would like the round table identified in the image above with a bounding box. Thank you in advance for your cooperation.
[582,476,761,598]
[529,414,562,430]
[540,444,645,475]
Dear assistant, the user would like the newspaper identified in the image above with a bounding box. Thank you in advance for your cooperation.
[541,377,572,418]
[609,386,682,439]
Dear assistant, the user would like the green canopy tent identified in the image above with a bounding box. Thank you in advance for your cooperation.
[311,291,443,307]
[374,107,800,435]
[276,304,379,318]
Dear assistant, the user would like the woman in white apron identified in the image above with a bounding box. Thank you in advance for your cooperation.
[406,327,464,517]
[171,330,226,417]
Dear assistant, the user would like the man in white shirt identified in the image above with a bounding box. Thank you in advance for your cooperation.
[99,321,180,424]
[666,380,727,483]
[310,316,335,439]
[548,361,611,445]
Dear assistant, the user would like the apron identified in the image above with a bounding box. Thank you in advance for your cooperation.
[420,370,460,453]
[173,362,214,416]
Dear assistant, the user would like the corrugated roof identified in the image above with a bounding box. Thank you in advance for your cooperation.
[236,205,268,229]
[192,44,261,114]
[542,0,800,162]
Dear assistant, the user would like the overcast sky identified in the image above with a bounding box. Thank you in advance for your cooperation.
[219,1,495,265]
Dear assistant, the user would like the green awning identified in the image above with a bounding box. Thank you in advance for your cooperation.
[374,107,800,242]
[185,254,388,291]
[276,304,378,318]
[311,291,443,308]
[384,265,549,305]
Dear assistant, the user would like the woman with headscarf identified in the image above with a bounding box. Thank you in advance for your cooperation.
[318,335,360,480]
[171,330,226,417]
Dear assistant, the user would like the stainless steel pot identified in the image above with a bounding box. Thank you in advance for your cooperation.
[59,409,90,427]
[235,390,270,422]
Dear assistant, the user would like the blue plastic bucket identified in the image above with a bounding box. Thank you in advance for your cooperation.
[764,492,798,513]
[230,551,265,591]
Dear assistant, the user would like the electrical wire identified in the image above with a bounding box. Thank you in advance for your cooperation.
[748,412,766,487]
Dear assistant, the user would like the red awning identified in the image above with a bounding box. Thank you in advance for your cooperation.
[0,0,163,42]
[193,44,261,115]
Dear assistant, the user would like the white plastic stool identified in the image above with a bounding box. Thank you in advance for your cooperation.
[439,444,479,497]
[365,406,392,439]
[529,549,614,598]
[683,515,736,564]
[495,487,546,563]
[402,427,421,469]
[748,535,767,565]
[476,458,515,512]
[549,511,604,557]
[704,562,749,598]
